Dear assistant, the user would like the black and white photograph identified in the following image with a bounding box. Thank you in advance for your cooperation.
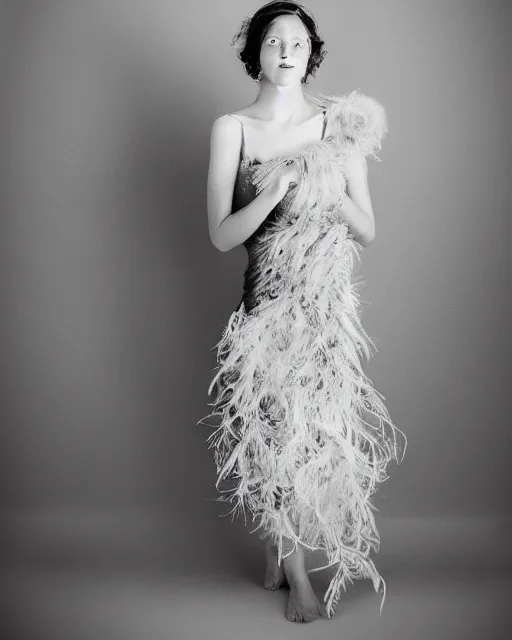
[2,1,511,638]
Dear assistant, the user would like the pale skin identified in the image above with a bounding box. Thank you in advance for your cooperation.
[207,14,377,622]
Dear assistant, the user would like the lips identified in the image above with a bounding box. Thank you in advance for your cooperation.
[279,64,294,68]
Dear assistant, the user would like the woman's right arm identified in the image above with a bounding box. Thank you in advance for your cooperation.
[207,115,289,252]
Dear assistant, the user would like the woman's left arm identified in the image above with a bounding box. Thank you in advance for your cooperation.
[338,151,376,248]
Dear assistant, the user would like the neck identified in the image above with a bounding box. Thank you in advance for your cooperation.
[253,81,310,125]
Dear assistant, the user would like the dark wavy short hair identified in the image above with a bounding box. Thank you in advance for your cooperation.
[231,1,327,84]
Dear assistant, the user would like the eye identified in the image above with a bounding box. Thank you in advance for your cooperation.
[294,42,303,48]
[267,37,279,46]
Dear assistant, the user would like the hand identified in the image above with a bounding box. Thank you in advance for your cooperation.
[272,159,302,198]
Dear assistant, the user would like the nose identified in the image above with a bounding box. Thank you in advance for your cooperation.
[280,42,291,58]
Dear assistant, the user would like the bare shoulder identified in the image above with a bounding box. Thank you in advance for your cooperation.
[211,113,239,132]
[209,113,243,150]
[208,113,244,171]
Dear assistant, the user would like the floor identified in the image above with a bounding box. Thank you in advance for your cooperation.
[3,507,512,640]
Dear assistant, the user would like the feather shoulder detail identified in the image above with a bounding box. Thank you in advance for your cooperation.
[312,89,388,161]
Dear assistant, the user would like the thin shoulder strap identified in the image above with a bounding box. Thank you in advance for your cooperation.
[226,114,246,159]
[321,108,328,139]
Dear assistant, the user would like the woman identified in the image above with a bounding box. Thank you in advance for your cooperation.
[198,0,406,623]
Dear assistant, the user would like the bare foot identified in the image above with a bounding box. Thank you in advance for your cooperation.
[264,541,288,590]
[282,543,329,623]
[286,580,328,622]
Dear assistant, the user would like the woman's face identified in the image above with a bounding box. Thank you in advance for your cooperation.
[259,15,311,86]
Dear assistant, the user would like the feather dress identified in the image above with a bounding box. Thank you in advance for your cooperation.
[197,89,407,619]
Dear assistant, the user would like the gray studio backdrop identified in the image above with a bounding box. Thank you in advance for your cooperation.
[2,0,511,586]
